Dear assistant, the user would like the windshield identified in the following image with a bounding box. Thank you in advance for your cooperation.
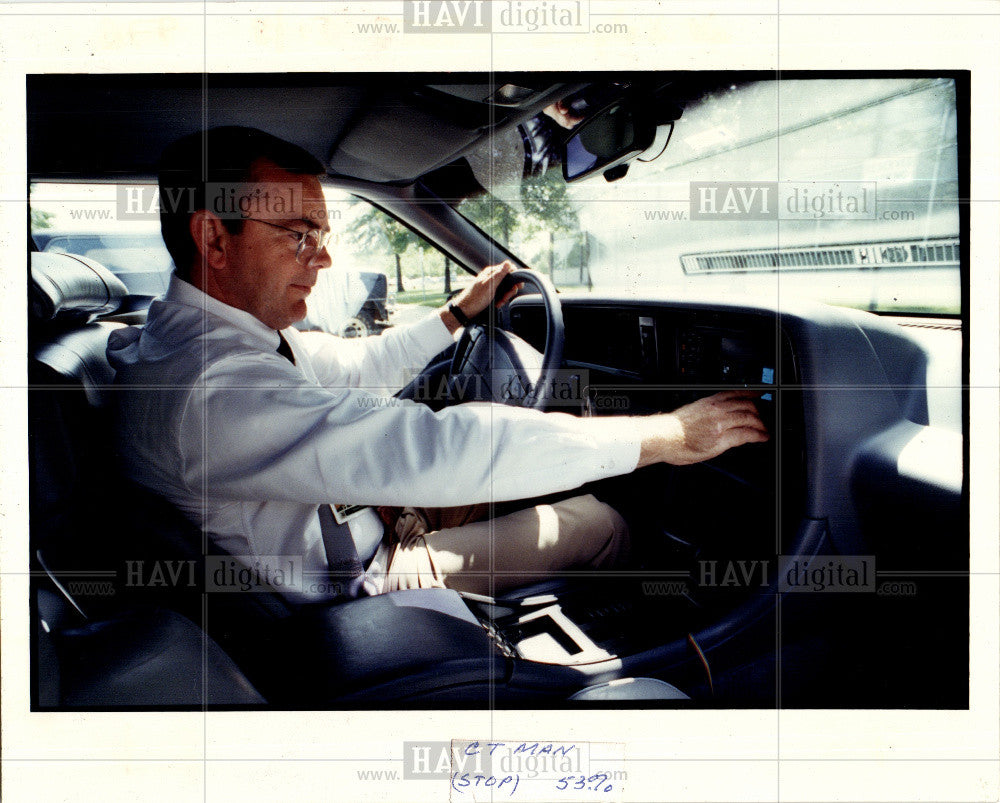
[458,77,960,315]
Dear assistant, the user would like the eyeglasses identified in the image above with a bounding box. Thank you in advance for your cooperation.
[244,218,334,264]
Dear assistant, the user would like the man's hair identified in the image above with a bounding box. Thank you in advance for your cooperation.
[157,126,325,280]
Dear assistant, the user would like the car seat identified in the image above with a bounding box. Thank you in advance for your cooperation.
[29,251,266,706]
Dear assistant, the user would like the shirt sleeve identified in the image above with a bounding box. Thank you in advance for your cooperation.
[177,350,642,508]
[291,312,453,395]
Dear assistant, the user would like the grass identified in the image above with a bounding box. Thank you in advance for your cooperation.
[393,289,451,308]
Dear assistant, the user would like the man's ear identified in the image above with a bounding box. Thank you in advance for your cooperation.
[189,210,229,273]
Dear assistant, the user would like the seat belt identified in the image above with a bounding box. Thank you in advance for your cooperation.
[317,504,378,598]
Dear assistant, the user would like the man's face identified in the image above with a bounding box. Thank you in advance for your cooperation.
[217,159,332,330]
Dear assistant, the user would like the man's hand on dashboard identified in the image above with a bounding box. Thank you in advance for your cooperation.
[635,390,770,467]
[440,261,522,334]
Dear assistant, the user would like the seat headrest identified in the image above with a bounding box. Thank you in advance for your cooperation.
[30,251,129,323]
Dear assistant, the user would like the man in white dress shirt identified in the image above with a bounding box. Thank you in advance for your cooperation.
[108,127,768,602]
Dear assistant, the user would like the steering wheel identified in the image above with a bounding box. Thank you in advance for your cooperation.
[448,269,564,410]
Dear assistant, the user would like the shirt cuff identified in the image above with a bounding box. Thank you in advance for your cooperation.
[410,308,459,349]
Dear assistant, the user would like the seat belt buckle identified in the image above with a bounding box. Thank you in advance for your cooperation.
[332,503,370,525]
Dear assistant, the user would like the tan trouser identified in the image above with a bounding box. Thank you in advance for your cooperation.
[383,494,629,596]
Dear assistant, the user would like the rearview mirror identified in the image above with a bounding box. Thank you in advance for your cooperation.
[562,99,657,183]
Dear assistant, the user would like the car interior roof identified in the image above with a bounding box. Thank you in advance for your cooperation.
[27,72,579,184]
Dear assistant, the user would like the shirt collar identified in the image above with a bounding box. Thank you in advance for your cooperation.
[165,273,283,350]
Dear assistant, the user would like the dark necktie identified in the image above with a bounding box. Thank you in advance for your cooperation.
[276,331,296,364]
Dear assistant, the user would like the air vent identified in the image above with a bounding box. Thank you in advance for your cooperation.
[680,237,960,275]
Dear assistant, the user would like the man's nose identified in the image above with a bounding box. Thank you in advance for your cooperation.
[311,242,333,269]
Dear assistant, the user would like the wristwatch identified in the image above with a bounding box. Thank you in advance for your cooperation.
[448,301,471,327]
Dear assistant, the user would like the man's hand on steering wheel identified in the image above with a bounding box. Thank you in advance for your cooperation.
[439,261,522,334]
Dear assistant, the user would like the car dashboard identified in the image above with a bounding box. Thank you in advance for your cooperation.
[506,292,962,559]
[509,297,804,535]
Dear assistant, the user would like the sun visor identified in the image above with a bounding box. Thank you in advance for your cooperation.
[328,83,576,183]
[329,103,485,183]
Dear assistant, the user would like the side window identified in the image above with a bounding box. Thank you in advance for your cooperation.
[316,188,465,338]
[30,183,173,306]
[29,183,465,337]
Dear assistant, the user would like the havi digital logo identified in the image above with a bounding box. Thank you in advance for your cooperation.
[405,1,589,34]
